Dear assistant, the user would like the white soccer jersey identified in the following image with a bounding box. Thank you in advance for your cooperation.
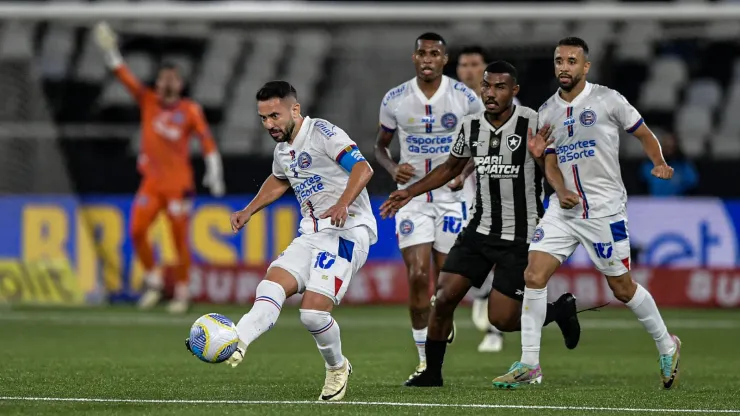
[379,75,484,203]
[539,82,643,219]
[272,116,378,244]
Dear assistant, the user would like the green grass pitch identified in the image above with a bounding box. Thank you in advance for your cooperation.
[0,304,739,415]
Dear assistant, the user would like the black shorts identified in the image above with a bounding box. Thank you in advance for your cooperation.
[441,228,528,301]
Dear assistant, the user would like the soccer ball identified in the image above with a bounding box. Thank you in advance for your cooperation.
[188,313,240,363]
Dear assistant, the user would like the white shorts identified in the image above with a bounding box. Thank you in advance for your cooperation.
[529,209,631,276]
[268,226,371,304]
[395,200,468,254]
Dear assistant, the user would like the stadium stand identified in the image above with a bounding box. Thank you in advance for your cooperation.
[2,0,740,196]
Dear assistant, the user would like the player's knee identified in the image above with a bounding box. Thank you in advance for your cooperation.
[607,274,637,303]
[430,289,455,316]
[523,266,547,289]
[407,267,430,302]
[299,309,332,332]
[489,311,519,332]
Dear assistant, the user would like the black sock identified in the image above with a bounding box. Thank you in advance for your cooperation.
[425,339,447,375]
[543,302,558,326]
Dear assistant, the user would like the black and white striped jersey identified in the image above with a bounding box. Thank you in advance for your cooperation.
[451,105,543,243]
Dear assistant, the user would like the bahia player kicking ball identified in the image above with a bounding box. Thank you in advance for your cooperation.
[186,81,377,402]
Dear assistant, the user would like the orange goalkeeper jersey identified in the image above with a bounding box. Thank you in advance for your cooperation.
[114,65,217,192]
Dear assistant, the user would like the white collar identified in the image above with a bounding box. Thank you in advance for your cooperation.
[555,81,593,107]
[289,116,311,148]
[410,75,449,105]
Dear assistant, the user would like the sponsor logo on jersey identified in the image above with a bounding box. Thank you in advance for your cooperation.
[556,139,597,163]
[314,120,337,138]
[473,155,521,179]
[382,85,406,106]
[297,152,312,169]
[421,114,436,125]
[399,219,414,236]
[405,135,453,154]
[441,113,458,129]
[579,108,597,127]
[563,116,576,128]
[532,227,545,243]
[452,129,466,154]
[294,175,325,204]
[172,111,185,124]
[505,133,522,152]
[453,82,477,103]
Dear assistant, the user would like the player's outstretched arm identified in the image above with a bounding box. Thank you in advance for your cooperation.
[631,123,674,180]
[190,104,225,197]
[230,175,290,233]
[544,153,580,209]
[408,155,468,198]
[93,21,145,100]
[374,128,414,184]
[379,155,467,219]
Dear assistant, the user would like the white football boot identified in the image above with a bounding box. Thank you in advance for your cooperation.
[478,329,504,353]
[137,269,163,310]
[224,341,247,368]
[167,283,190,314]
[319,358,352,401]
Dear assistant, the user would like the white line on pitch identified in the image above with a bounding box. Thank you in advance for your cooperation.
[0,397,738,413]
[0,311,737,330]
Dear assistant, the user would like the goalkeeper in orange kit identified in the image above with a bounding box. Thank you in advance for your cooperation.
[94,22,225,314]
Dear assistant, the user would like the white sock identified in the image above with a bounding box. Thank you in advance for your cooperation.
[412,328,427,363]
[300,309,345,369]
[520,286,547,366]
[236,280,285,347]
[625,284,675,355]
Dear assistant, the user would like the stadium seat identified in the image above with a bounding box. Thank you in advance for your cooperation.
[76,31,109,83]
[39,24,76,81]
[192,31,243,109]
[649,56,688,88]
[711,131,740,158]
[685,79,723,111]
[0,21,34,60]
[639,80,679,111]
[674,105,711,157]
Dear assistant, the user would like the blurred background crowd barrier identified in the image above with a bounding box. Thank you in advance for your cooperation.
[0,0,739,308]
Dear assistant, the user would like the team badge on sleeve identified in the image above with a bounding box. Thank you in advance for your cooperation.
[579,108,597,127]
[441,113,458,129]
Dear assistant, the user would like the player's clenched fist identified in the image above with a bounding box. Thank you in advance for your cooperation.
[558,190,581,209]
[393,163,415,185]
[230,209,251,233]
[379,189,412,219]
[651,164,674,180]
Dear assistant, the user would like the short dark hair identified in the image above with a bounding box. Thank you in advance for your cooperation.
[557,37,589,57]
[416,32,446,49]
[485,61,518,83]
[158,61,180,74]
[459,45,488,63]
[255,81,297,101]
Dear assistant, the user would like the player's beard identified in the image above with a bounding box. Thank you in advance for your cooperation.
[271,119,296,143]
[558,73,582,92]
